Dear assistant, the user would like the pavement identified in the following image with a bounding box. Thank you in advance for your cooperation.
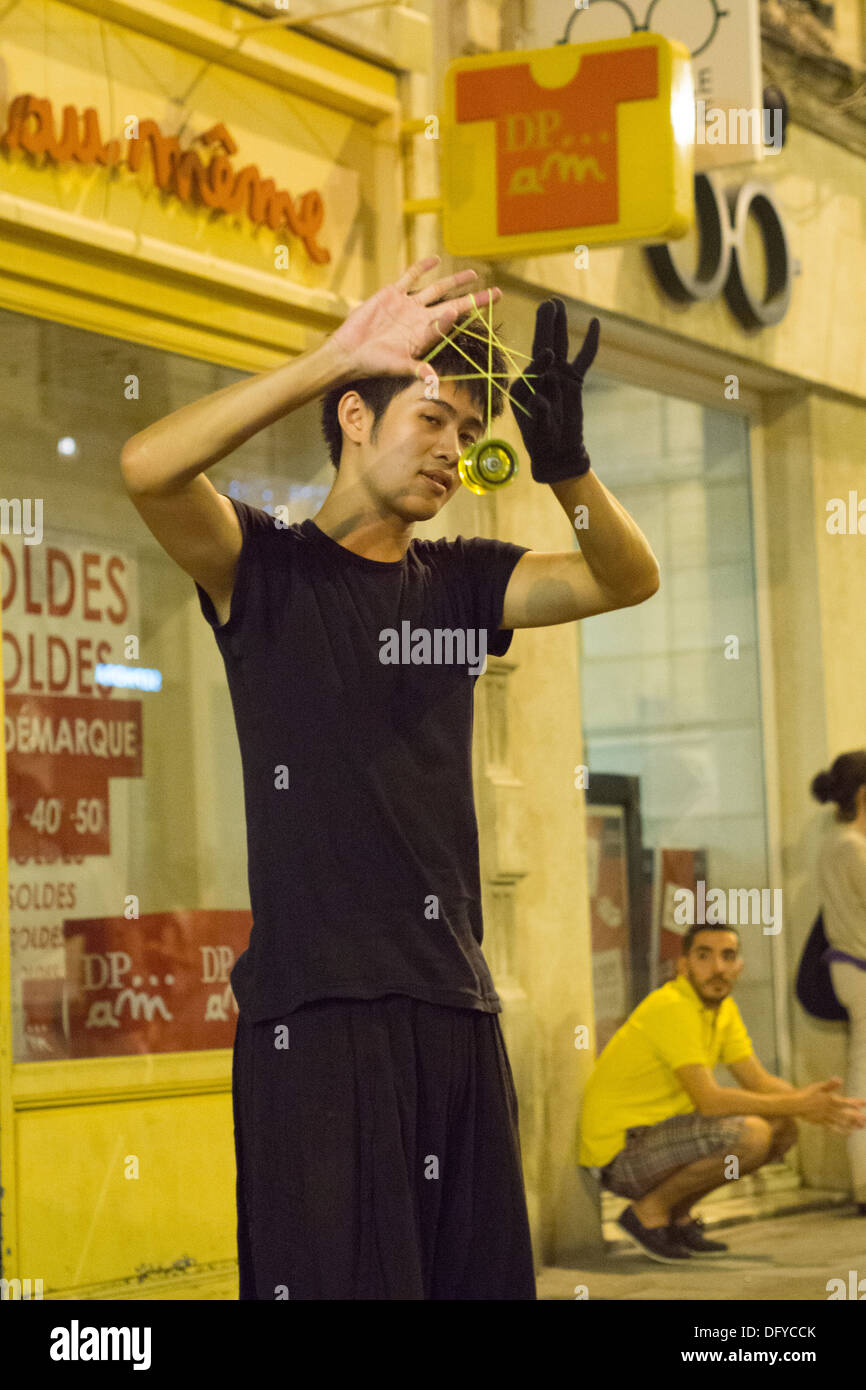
[536,1206,866,1300]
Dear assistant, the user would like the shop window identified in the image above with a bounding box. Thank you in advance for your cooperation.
[1,308,331,1063]
[577,374,779,1073]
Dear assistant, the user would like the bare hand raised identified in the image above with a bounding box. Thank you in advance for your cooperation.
[329,255,501,391]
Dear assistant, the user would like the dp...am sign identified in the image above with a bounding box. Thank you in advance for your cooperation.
[442,34,695,258]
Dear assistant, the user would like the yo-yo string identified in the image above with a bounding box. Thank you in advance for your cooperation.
[421,295,490,365]
[423,294,541,416]
[420,295,540,419]
[420,293,530,372]
[487,293,492,437]
[425,294,535,382]
[452,292,538,392]
[431,331,529,417]
[437,315,533,362]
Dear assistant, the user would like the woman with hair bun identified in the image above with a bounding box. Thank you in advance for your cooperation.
[812,749,866,1214]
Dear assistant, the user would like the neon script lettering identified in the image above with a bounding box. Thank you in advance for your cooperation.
[0,94,330,265]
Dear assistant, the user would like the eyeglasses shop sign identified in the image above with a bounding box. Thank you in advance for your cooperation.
[644,171,794,331]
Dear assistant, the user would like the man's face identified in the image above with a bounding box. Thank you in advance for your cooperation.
[338,380,486,521]
[679,930,743,1007]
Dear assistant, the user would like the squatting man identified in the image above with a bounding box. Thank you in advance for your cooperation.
[579,923,866,1263]
[121,256,661,1300]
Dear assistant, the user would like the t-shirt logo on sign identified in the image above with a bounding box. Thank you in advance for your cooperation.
[454,48,658,235]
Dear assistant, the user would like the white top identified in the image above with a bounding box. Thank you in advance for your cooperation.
[818,821,866,959]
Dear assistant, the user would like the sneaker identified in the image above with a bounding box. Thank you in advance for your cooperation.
[617,1204,691,1263]
[669,1217,729,1257]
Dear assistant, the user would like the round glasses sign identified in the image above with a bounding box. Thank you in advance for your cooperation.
[644,172,793,330]
[557,0,729,58]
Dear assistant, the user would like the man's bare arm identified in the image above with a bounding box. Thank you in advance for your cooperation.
[500,470,659,629]
[119,341,355,619]
[119,255,497,616]
[676,1063,866,1133]
[121,339,354,496]
[728,1054,795,1095]
[677,1064,800,1117]
[550,471,660,604]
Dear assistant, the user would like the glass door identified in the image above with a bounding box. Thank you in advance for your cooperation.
[577,374,778,1072]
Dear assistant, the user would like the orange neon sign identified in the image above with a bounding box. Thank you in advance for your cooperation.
[0,93,330,265]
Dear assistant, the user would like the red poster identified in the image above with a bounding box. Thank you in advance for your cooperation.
[20,909,251,1059]
[648,847,708,987]
[6,692,143,857]
[586,808,631,1055]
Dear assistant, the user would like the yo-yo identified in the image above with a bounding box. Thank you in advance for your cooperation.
[457,438,519,495]
[420,289,539,495]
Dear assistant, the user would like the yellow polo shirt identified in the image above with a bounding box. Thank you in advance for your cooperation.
[578,974,754,1168]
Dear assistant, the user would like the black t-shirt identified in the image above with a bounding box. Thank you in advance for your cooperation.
[195,496,530,1023]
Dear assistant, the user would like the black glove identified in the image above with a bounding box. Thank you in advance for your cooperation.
[510,299,600,484]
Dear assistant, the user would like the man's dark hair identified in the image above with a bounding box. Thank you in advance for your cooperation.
[681,923,741,955]
[320,311,509,470]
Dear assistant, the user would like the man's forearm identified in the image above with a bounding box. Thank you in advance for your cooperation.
[703,1086,800,1118]
[753,1075,796,1096]
[121,338,353,495]
[549,471,660,601]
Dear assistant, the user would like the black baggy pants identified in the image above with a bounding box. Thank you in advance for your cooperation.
[231,993,537,1299]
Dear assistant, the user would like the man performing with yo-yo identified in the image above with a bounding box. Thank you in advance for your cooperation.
[121,255,660,1300]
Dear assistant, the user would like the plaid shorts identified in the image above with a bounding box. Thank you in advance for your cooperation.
[598,1112,749,1201]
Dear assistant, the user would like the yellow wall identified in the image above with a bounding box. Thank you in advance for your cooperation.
[763,391,866,1195]
[813,396,866,753]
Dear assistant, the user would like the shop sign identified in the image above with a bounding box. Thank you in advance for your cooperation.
[21,910,251,1058]
[0,92,330,264]
[557,0,766,171]
[441,34,695,257]
[645,171,793,329]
